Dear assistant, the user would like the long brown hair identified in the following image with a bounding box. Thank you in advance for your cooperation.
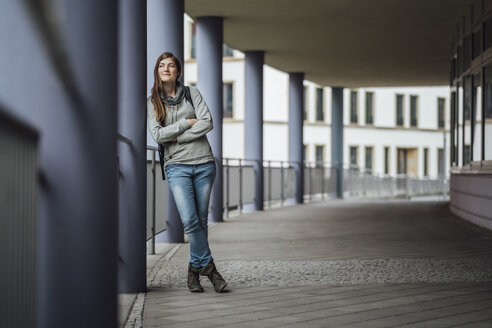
[151,52,182,124]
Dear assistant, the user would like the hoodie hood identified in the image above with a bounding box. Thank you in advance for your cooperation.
[160,81,185,105]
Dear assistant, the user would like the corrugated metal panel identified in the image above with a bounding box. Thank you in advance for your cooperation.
[0,110,38,328]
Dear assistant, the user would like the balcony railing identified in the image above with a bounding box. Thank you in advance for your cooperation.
[0,110,38,328]
[145,150,449,252]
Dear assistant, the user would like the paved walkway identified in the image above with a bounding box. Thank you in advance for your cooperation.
[123,200,492,327]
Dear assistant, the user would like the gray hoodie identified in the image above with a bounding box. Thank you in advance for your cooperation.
[147,82,214,166]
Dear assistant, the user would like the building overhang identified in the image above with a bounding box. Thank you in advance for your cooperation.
[186,0,476,87]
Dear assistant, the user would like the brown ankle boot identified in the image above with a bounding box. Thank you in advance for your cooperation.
[187,264,204,292]
[200,261,228,293]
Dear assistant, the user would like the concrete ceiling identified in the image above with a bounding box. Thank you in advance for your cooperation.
[186,0,476,87]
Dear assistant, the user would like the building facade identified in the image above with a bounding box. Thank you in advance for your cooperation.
[449,2,492,229]
[181,18,451,180]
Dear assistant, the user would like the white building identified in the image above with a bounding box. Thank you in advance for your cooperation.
[183,19,450,179]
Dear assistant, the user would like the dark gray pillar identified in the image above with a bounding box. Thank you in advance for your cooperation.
[147,0,184,86]
[117,0,147,293]
[147,0,183,242]
[289,73,304,204]
[196,17,223,222]
[331,87,344,198]
[0,1,119,326]
[245,51,264,211]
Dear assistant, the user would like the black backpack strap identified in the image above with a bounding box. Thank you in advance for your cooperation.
[184,86,194,109]
[157,143,166,180]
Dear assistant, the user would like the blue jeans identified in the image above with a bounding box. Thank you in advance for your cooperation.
[165,161,216,268]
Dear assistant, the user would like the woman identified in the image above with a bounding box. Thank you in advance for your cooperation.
[147,52,227,293]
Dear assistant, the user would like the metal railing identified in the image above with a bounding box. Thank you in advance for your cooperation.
[0,110,38,328]
[344,165,448,199]
[146,146,164,255]
[145,156,449,251]
[222,158,298,216]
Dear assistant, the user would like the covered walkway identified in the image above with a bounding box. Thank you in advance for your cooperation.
[123,200,492,327]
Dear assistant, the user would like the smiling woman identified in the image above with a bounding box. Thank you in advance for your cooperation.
[146,52,228,293]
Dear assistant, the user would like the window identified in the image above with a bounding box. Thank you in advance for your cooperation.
[316,88,324,121]
[458,83,463,165]
[485,64,492,160]
[473,28,482,59]
[349,146,358,168]
[438,98,445,128]
[463,35,472,72]
[396,95,404,126]
[365,147,373,174]
[350,91,358,123]
[397,149,407,174]
[223,44,233,57]
[449,58,456,85]
[384,147,390,175]
[473,72,482,161]
[303,145,307,163]
[315,145,324,166]
[438,148,445,177]
[365,92,374,124]
[464,145,471,165]
[457,45,463,77]
[410,95,418,127]
[191,23,196,59]
[223,83,233,118]
[464,76,472,164]
[423,148,429,177]
[303,86,307,121]
[451,91,457,165]
[485,16,492,51]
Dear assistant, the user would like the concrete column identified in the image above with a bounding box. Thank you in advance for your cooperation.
[0,1,119,326]
[196,17,223,222]
[331,87,344,198]
[147,0,183,242]
[289,72,305,204]
[147,0,184,86]
[244,51,264,211]
[117,0,147,293]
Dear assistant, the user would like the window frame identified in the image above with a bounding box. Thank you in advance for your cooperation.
[349,146,358,168]
[410,95,418,127]
[423,148,429,177]
[384,146,390,175]
[365,92,374,125]
[396,94,404,127]
[350,90,358,124]
[315,144,325,167]
[364,146,374,174]
[315,87,324,122]
[437,97,446,129]
[223,81,234,118]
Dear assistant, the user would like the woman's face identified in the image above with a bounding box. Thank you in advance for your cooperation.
[158,57,179,83]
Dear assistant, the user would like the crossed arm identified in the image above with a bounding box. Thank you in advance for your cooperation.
[146,88,213,145]
[176,87,213,144]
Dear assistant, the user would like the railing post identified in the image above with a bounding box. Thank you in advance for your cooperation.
[376,174,381,198]
[363,168,367,197]
[239,159,243,214]
[309,164,313,202]
[405,175,410,199]
[151,150,156,255]
[268,160,272,208]
[280,161,284,206]
[321,164,325,200]
[225,158,229,219]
